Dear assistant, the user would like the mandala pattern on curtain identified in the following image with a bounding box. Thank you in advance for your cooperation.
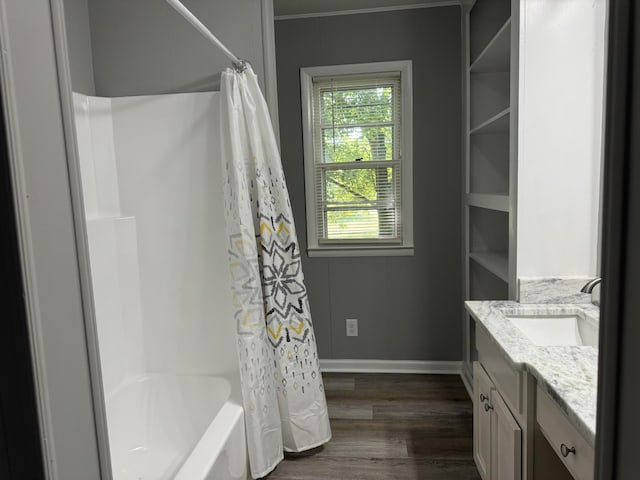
[220,65,331,479]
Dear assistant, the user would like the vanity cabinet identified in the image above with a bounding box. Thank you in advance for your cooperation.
[474,362,493,478]
[536,387,594,480]
[492,391,522,480]
[473,325,536,480]
[474,362,522,480]
[472,318,595,480]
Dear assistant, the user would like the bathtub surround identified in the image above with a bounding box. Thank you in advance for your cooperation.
[74,91,246,479]
[74,94,144,394]
[518,277,594,304]
[220,65,331,478]
[76,91,241,380]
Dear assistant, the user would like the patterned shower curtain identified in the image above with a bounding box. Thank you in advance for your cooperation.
[219,64,331,478]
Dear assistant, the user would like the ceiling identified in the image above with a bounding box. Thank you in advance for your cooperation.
[273,0,460,18]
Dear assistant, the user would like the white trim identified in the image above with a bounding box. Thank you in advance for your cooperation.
[49,0,113,477]
[0,3,55,476]
[308,246,414,257]
[320,359,463,374]
[261,0,281,145]
[0,0,103,477]
[461,364,474,400]
[300,61,414,257]
[275,1,460,21]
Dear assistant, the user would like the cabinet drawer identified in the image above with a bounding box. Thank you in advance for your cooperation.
[537,387,594,480]
[476,328,523,414]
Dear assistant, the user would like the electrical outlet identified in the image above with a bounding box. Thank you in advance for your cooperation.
[346,318,358,337]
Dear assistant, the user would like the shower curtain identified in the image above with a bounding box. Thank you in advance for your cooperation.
[219,65,331,478]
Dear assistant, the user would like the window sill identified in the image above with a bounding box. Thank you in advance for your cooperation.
[307,246,415,258]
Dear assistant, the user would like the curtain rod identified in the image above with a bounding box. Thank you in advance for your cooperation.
[164,0,246,70]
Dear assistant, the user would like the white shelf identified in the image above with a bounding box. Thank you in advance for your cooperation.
[469,252,509,282]
[465,0,514,305]
[470,108,510,135]
[470,19,511,73]
[467,193,509,212]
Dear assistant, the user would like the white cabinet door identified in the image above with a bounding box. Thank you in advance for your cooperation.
[490,390,522,480]
[474,362,494,480]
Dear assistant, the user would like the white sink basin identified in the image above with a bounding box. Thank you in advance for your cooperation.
[504,312,598,347]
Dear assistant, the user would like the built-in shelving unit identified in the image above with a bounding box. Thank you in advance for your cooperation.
[462,0,518,388]
[470,19,511,73]
[469,107,509,135]
[466,193,509,212]
[469,252,508,282]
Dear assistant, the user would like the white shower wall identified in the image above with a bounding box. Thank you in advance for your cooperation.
[74,95,145,395]
[73,91,240,398]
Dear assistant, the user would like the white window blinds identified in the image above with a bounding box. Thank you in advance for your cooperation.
[311,74,403,243]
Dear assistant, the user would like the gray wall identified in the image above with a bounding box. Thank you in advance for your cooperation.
[275,7,463,360]
[63,0,95,94]
[87,0,265,96]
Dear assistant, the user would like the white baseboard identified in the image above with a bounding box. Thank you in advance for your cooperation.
[460,368,473,400]
[320,359,462,375]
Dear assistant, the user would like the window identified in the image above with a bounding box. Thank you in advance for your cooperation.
[301,61,413,256]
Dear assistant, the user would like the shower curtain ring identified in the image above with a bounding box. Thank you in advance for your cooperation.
[232,60,249,73]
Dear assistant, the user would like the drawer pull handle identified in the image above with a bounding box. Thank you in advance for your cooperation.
[484,403,493,412]
[480,393,488,403]
[560,444,576,457]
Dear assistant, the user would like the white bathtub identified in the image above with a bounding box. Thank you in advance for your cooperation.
[106,374,246,480]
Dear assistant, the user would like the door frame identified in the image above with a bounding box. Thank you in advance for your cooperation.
[595,0,640,478]
[0,0,109,478]
[0,69,47,480]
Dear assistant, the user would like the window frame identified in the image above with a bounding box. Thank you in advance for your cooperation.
[300,61,414,257]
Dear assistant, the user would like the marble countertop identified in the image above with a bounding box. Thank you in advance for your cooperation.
[465,300,599,446]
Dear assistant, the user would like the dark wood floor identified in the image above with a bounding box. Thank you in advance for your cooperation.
[265,373,481,479]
